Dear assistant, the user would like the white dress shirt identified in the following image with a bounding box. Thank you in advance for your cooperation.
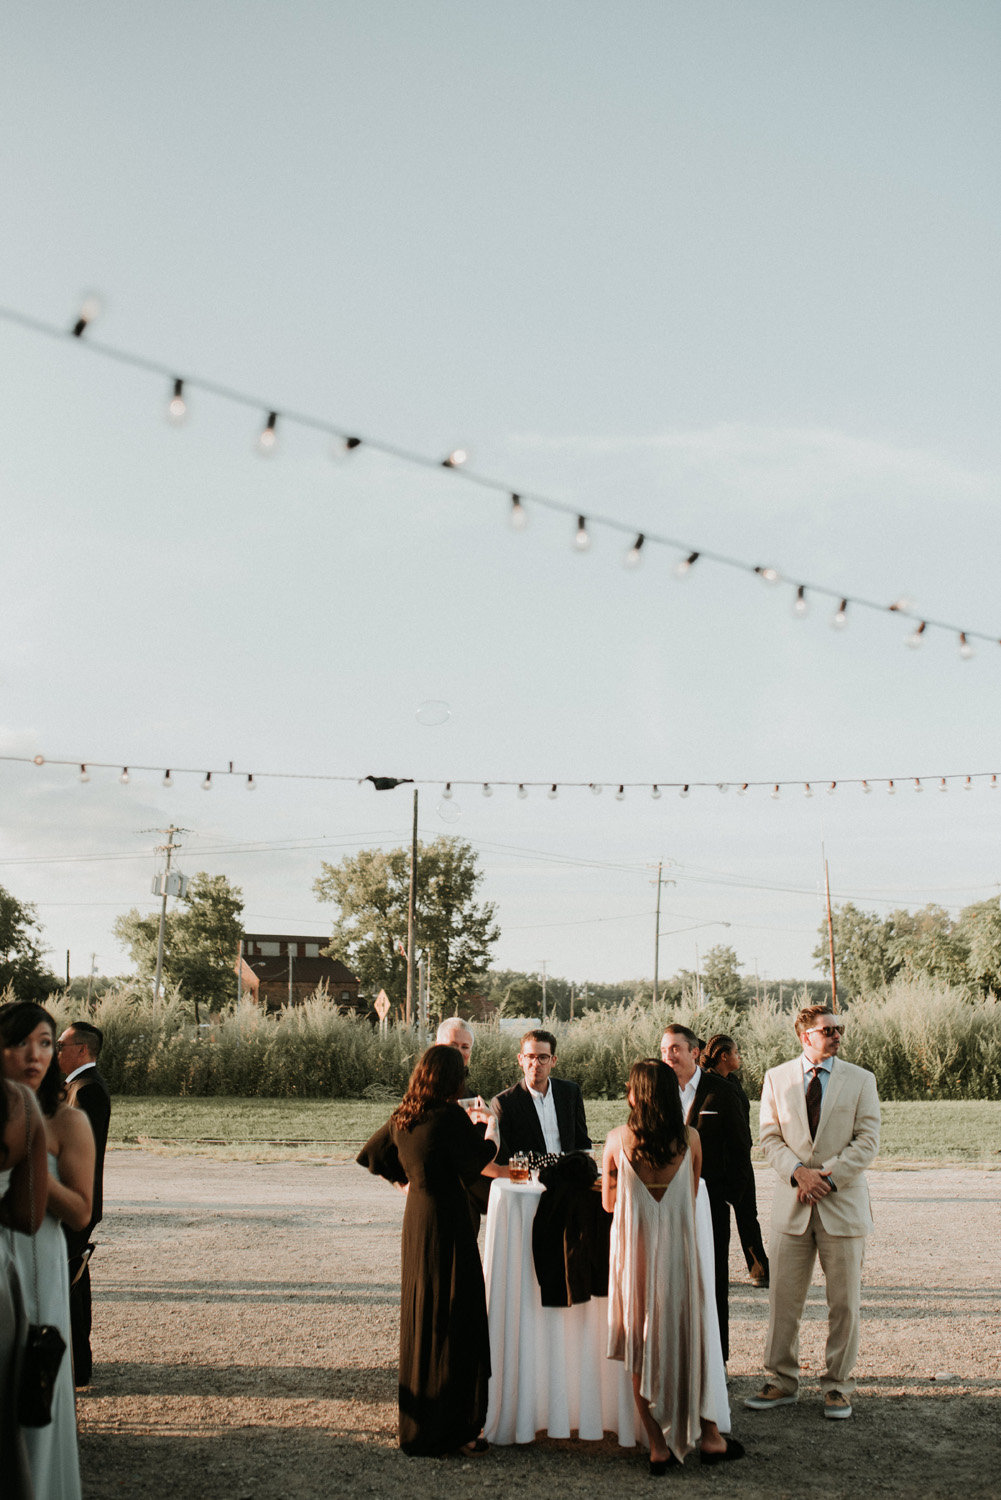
[678,1064,702,1120]
[65,1061,96,1085]
[527,1082,562,1155]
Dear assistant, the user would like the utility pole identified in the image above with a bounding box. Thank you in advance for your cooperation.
[237,939,243,1003]
[85,953,97,1006]
[65,950,70,987]
[823,847,838,1013]
[146,824,188,1009]
[406,790,418,1028]
[649,862,676,1006]
[288,946,294,1007]
[538,959,549,1023]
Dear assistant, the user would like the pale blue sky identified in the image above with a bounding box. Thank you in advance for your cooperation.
[1,2,999,988]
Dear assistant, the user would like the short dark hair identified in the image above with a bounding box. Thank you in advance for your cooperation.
[67,1021,103,1059]
[794,1005,835,1039]
[662,1023,699,1050]
[520,1028,557,1055]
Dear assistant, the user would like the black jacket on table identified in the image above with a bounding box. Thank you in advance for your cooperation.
[490,1076,590,1166]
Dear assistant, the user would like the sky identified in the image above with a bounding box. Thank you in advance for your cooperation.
[1,1,999,991]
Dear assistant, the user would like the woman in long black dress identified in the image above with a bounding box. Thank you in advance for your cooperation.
[358,1044,504,1457]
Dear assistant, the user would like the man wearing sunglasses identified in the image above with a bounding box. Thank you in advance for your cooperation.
[745,1005,879,1422]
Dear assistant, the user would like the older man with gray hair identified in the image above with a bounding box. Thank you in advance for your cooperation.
[436,1016,474,1069]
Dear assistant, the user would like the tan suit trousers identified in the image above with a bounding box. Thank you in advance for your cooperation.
[764,1207,865,1397]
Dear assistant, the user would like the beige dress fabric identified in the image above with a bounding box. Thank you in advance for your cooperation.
[606,1147,707,1461]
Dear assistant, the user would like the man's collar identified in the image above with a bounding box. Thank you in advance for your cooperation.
[677,1064,701,1092]
[801,1053,834,1074]
[64,1061,96,1084]
[526,1081,552,1101]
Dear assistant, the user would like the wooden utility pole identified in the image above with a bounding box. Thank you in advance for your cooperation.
[824,850,838,1012]
[151,825,187,1009]
[539,959,549,1022]
[406,789,418,1028]
[288,947,294,1007]
[653,860,663,1005]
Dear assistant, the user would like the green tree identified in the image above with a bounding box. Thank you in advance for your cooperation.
[886,904,969,988]
[114,871,244,1014]
[955,897,1001,995]
[314,837,499,1015]
[498,977,544,1018]
[0,885,59,1000]
[700,944,744,1008]
[813,903,900,1000]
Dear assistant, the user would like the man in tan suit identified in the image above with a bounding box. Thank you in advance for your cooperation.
[745,1005,880,1421]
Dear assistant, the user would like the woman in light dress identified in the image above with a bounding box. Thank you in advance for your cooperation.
[1,1071,49,1498]
[1,1001,96,1500]
[603,1058,744,1473]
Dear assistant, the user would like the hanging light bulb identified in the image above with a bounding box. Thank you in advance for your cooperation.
[755,565,780,585]
[906,621,927,648]
[615,785,626,801]
[590,783,603,795]
[258,411,278,453]
[201,772,213,791]
[481,783,493,798]
[832,599,848,630]
[679,784,690,798]
[32,754,45,765]
[717,782,730,794]
[650,785,662,799]
[71,295,102,337]
[991,774,998,790]
[675,551,699,577]
[827,781,837,795]
[162,769,173,788]
[333,435,363,458]
[78,763,90,783]
[793,585,808,618]
[547,784,558,799]
[246,774,256,789]
[914,778,922,792]
[517,783,528,799]
[737,783,748,795]
[964,775,973,790]
[939,777,948,791]
[441,449,468,468]
[623,533,645,568]
[119,767,130,785]
[770,784,780,799]
[862,780,872,794]
[804,782,813,798]
[167,378,187,424]
[574,516,591,551]
[509,494,528,530]
[959,632,974,659]
[441,783,454,800]
[887,779,896,795]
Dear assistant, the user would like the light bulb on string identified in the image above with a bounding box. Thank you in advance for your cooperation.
[441,783,453,800]
[32,755,44,766]
[914,778,922,792]
[804,783,813,798]
[574,516,591,551]
[441,449,468,468]
[964,776,973,790]
[991,775,998,790]
[167,378,187,424]
[71,295,102,337]
[650,785,662,800]
[509,494,528,531]
[162,769,173,788]
[755,565,780,585]
[246,774,256,789]
[201,772,213,791]
[481,783,493,798]
[623,533,645,568]
[862,780,872,794]
[939,777,947,792]
[257,411,278,454]
[590,783,603,796]
[737,783,748,795]
[679,784,689,799]
[717,782,729,794]
[827,781,837,795]
[332,436,362,459]
[119,767,130,785]
[959,632,974,659]
[792,585,808,618]
[517,784,528,799]
[906,621,926,649]
[832,599,848,630]
[675,551,699,577]
[770,784,780,800]
[547,784,558,800]
[78,764,90,783]
[887,779,896,795]
[615,785,626,801]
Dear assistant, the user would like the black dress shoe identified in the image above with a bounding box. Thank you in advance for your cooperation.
[700,1438,746,1466]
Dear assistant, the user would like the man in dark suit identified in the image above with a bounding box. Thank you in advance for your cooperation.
[58,1020,111,1387]
[491,1029,590,1164]
[662,1023,752,1366]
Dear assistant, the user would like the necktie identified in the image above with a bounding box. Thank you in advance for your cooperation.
[806,1067,823,1138]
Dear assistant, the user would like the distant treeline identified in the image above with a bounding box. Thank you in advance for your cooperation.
[40,979,1001,1102]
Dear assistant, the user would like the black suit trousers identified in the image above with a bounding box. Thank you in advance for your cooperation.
[706,1184,731,1364]
[64,1224,94,1385]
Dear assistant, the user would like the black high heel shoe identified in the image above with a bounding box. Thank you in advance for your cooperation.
[699,1437,745,1465]
[648,1453,681,1475]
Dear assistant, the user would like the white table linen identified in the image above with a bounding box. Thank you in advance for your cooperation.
[483,1176,730,1446]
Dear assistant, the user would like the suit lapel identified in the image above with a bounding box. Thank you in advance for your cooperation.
[517,1081,547,1155]
[552,1080,570,1150]
[816,1057,845,1137]
[785,1057,812,1143]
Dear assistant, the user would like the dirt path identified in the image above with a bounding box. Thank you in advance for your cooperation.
[76,1154,1001,1499]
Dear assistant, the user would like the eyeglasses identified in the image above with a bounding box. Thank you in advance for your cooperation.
[807,1025,845,1038]
[55,1041,82,1052]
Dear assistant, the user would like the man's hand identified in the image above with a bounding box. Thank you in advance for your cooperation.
[793,1166,832,1204]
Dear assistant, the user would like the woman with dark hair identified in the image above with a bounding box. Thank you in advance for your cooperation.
[358,1044,505,1456]
[703,1033,769,1289]
[603,1059,743,1472]
[1,1071,48,1498]
[1,1001,95,1500]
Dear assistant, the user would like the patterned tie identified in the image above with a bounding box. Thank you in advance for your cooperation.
[806,1067,823,1138]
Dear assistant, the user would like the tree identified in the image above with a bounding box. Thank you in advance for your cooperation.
[813,903,900,1000]
[114,872,244,1013]
[313,837,499,1015]
[0,885,59,1000]
[700,945,744,1008]
[955,898,1001,995]
[885,905,969,988]
[498,977,544,1018]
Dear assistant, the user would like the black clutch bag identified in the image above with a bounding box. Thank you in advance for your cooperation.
[18,1322,67,1427]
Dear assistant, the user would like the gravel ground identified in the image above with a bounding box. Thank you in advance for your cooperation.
[75,1153,1001,1500]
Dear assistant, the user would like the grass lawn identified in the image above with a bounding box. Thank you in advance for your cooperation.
[109,1096,1001,1165]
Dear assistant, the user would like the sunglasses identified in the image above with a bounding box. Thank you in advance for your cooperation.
[807,1025,845,1038]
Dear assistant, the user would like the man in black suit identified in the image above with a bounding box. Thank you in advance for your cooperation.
[662,1023,753,1366]
[491,1029,590,1164]
[58,1020,111,1387]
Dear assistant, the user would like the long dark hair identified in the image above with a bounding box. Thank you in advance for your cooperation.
[703,1033,735,1071]
[392,1044,465,1132]
[0,1001,65,1119]
[627,1058,687,1169]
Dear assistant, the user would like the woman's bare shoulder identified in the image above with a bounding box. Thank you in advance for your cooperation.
[53,1101,95,1147]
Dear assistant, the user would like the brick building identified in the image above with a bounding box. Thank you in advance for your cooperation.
[238,933,362,1013]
